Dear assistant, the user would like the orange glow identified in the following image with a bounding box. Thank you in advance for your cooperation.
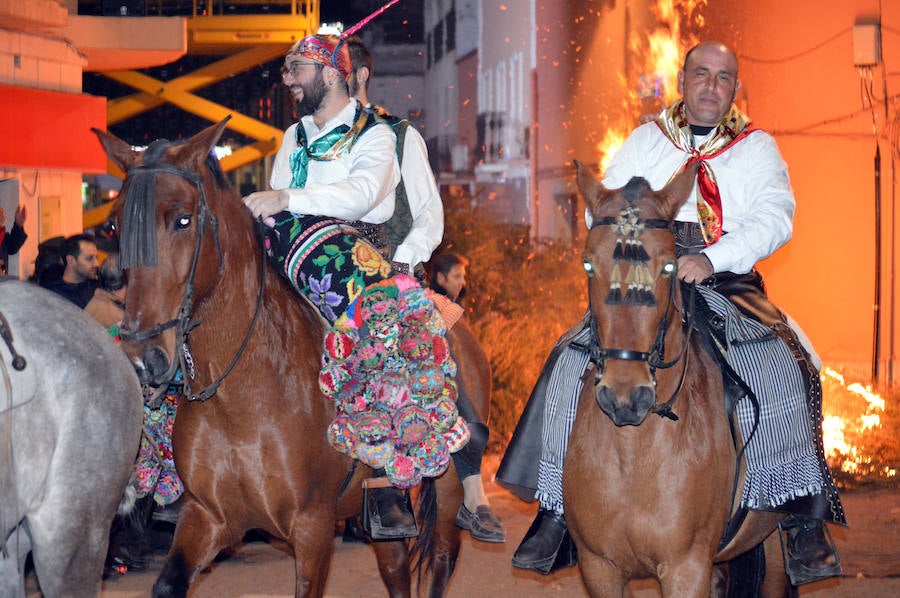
[821,367,896,481]
[595,0,706,173]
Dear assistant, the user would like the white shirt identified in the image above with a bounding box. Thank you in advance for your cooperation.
[270,99,400,224]
[601,121,795,275]
[390,123,444,268]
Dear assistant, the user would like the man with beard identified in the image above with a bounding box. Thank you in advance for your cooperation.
[44,233,99,308]
[243,34,422,541]
[244,33,398,255]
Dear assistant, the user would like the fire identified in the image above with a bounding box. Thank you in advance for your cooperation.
[595,0,706,174]
[821,366,896,481]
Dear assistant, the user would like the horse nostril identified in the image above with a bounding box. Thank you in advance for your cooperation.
[630,385,656,416]
[143,345,171,382]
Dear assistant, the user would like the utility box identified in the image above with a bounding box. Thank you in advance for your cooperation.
[853,23,881,66]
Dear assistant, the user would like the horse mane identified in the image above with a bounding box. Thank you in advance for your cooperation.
[119,139,231,270]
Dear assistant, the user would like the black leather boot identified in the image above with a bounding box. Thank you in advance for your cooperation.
[780,515,842,585]
[511,508,577,574]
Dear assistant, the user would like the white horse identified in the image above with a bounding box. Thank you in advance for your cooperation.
[0,279,143,597]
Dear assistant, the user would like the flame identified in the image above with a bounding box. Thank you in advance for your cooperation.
[821,366,896,480]
[595,0,707,174]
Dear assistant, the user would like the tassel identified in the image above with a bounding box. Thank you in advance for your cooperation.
[610,261,622,285]
[632,242,650,263]
[612,238,624,261]
[605,283,623,305]
[622,285,639,306]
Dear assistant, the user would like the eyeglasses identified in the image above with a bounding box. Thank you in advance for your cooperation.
[281,61,318,79]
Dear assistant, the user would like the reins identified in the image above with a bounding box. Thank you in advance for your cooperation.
[117,160,266,406]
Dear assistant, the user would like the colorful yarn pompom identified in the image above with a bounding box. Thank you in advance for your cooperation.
[386,453,420,489]
[409,431,450,478]
[410,363,446,402]
[355,410,392,443]
[373,370,412,411]
[392,404,431,447]
[324,328,357,360]
[444,416,471,454]
[327,414,357,457]
[356,440,394,469]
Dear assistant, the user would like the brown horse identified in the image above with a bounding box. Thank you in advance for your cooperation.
[93,119,489,597]
[562,162,791,597]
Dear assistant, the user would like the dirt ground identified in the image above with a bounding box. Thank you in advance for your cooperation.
[86,459,900,598]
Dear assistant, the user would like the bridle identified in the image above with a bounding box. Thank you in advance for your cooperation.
[585,213,696,421]
[117,160,266,406]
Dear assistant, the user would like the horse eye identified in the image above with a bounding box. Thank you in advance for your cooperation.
[661,261,676,276]
[175,215,192,230]
[583,259,595,277]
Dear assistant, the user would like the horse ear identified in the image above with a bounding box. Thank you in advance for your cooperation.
[171,117,232,170]
[92,128,139,173]
[659,162,700,220]
[574,159,608,218]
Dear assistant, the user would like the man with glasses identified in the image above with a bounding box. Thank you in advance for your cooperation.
[243,34,418,541]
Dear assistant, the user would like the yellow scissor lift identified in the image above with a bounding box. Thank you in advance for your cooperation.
[85,0,319,229]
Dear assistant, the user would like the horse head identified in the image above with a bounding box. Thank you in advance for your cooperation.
[93,118,252,395]
[576,159,698,426]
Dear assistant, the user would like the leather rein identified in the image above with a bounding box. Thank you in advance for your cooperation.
[586,215,696,421]
[117,162,266,406]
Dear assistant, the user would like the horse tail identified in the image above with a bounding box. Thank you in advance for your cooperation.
[117,477,138,516]
[410,476,438,579]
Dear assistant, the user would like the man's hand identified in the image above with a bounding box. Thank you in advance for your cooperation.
[242,190,290,219]
[14,204,26,226]
[677,254,714,284]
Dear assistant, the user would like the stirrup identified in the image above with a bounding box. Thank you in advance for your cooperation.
[360,477,417,540]
[778,519,842,586]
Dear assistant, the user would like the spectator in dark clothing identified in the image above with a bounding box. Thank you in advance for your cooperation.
[0,204,27,276]
[45,234,100,308]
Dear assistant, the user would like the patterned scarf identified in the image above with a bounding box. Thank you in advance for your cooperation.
[289,105,373,188]
[656,99,755,244]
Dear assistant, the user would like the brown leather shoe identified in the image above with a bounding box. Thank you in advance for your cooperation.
[455,504,506,543]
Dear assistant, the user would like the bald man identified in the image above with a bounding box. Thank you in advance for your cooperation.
[499,42,844,585]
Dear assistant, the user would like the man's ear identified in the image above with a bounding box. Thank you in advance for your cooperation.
[357,66,370,88]
[435,271,446,286]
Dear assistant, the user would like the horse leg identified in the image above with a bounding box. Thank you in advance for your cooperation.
[27,508,110,598]
[576,550,626,598]
[152,497,234,598]
[371,539,411,597]
[761,533,797,598]
[0,526,31,598]
[420,472,463,597]
[657,553,714,598]
[287,506,341,597]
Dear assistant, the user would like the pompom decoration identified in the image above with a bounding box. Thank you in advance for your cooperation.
[321,276,464,487]
[373,370,412,411]
[428,398,458,433]
[355,336,387,371]
[386,453,421,489]
[409,431,449,478]
[392,404,430,447]
[356,440,394,469]
[356,410,392,443]
[444,416,471,454]
[410,363,445,402]
[324,328,357,360]
[398,326,433,362]
[327,414,357,457]
[319,362,350,397]
[432,335,450,365]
